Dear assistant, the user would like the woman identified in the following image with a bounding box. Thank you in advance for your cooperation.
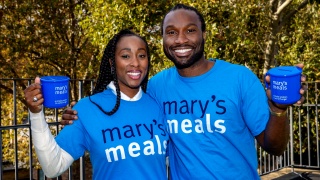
[24,29,169,179]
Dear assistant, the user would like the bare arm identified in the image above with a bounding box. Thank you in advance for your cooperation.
[255,100,290,155]
[256,64,306,156]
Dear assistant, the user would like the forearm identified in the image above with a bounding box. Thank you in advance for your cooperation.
[256,103,290,156]
[30,110,74,178]
[263,111,290,155]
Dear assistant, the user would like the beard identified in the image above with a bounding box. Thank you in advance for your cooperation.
[164,39,205,69]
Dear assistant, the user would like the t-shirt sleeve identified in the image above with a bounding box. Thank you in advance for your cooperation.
[55,105,88,160]
[241,68,269,136]
[147,77,157,99]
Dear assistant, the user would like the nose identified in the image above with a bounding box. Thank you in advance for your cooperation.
[174,32,188,44]
[130,56,139,67]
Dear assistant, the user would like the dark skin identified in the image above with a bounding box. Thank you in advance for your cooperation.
[61,9,307,156]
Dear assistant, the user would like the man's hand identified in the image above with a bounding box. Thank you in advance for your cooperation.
[265,63,306,110]
[60,100,78,126]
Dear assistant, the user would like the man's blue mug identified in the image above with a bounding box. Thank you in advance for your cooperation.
[265,66,302,105]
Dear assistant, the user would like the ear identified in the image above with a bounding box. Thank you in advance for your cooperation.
[202,31,206,40]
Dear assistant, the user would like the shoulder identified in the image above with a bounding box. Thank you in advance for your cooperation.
[73,89,114,110]
[215,59,256,76]
[149,67,176,82]
[140,92,162,108]
[147,66,176,94]
[142,92,159,103]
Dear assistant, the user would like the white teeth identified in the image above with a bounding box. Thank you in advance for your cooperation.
[128,72,141,76]
[175,49,192,53]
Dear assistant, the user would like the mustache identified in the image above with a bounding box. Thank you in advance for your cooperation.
[171,44,194,49]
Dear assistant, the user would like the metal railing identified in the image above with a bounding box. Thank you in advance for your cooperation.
[0,78,319,179]
[258,81,320,175]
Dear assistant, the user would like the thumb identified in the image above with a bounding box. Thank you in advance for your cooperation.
[35,76,41,84]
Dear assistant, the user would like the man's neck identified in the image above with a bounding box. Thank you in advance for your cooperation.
[177,58,215,77]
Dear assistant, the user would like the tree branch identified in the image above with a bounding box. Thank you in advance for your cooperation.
[280,0,309,28]
[275,0,293,15]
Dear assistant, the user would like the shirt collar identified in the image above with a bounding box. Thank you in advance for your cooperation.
[107,81,142,101]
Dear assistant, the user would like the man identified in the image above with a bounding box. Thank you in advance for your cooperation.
[61,4,305,179]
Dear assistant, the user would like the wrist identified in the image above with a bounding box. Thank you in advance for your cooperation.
[269,100,288,110]
[269,107,287,117]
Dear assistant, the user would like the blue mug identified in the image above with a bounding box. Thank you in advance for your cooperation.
[265,66,302,105]
[40,76,70,108]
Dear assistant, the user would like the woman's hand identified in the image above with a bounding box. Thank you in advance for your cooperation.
[24,77,44,113]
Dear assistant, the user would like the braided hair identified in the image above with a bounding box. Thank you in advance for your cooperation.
[89,29,151,116]
[161,4,206,35]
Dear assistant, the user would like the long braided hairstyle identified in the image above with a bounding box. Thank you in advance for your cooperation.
[89,29,151,116]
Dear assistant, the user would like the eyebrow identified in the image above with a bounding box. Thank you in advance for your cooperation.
[165,23,199,29]
[119,47,146,52]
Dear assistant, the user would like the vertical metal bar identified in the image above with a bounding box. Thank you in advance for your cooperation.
[284,143,288,168]
[290,106,294,170]
[68,166,73,180]
[79,80,85,180]
[259,145,262,174]
[268,154,270,172]
[298,106,302,165]
[263,149,266,173]
[13,80,19,180]
[315,82,319,167]
[27,79,34,180]
[91,80,94,93]
[306,83,311,166]
[0,79,3,180]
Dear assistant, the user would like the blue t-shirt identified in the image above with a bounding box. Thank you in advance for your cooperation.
[56,89,169,180]
[148,59,269,179]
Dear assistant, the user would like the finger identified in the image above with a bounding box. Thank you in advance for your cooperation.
[299,85,307,95]
[24,83,41,94]
[60,120,74,125]
[35,76,41,84]
[301,74,306,82]
[62,113,78,121]
[26,88,43,103]
[295,96,305,105]
[265,75,270,83]
[70,100,77,107]
[28,100,44,113]
[60,120,68,125]
[300,88,305,95]
[295,63,304,69]
[63,108,78,115]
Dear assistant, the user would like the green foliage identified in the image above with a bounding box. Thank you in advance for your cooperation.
[1,0,320,171]
[278,4,320,82]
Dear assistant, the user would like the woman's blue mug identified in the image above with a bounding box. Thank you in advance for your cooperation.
[40,76,70,108]
[265,66,302,105]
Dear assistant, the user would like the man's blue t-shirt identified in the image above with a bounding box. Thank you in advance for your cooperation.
[148,59,269,179]
[56,89,169,180]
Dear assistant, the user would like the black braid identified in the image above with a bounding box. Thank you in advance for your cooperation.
[89,29,150,116]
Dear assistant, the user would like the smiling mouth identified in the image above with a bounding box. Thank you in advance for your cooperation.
[127,71,142,80]
[173,48,192,58]
[174,49,192,53]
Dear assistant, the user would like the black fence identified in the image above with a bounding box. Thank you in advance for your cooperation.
[0,78,319,179]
